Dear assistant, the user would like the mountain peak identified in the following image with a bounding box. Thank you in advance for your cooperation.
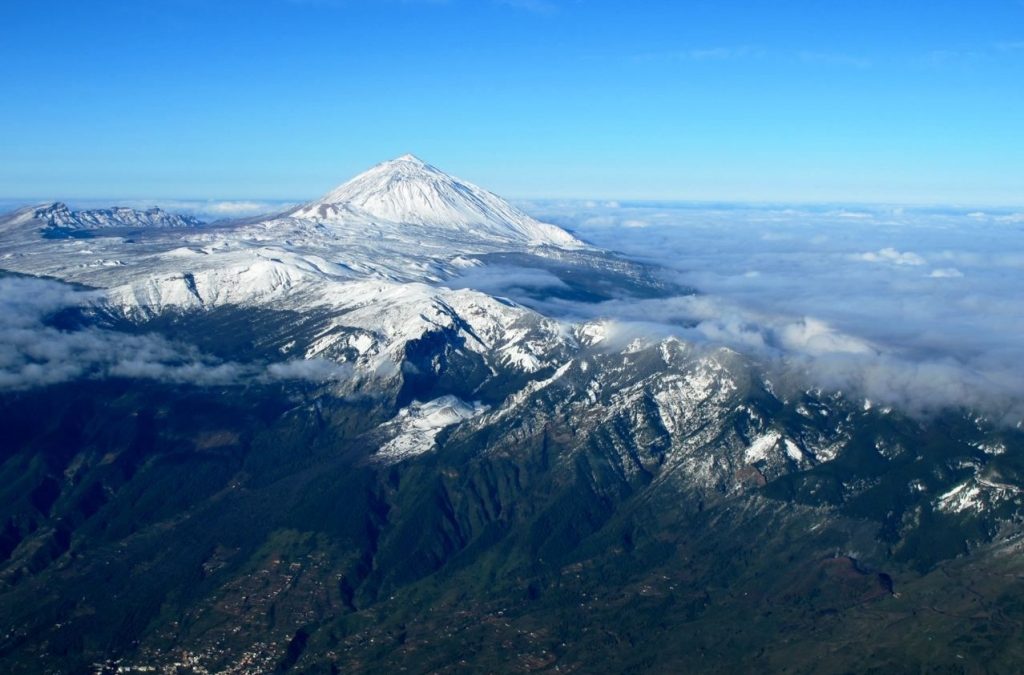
[347,153,445,187]
[289,156,581,248]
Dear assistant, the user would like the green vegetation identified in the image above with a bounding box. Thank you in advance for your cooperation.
[0,368,1022,673]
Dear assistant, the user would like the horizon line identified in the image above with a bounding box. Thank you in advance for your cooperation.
[2,195,1024,213]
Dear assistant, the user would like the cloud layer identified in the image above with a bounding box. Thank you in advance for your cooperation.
[0,276,351,390]
[502,201,1024,422]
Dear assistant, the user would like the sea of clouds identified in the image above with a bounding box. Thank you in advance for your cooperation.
[507,201,1024,423]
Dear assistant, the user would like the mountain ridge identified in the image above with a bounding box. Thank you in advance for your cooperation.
[35,202,204,230]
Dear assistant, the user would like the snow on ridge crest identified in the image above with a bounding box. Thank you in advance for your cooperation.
[35,202,203,230]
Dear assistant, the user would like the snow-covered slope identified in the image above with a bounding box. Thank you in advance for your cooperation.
[375,396,490,462]
[0,156,587,294]
[0,155,593,405]
[289,154,580,248]
[35,202,203,230]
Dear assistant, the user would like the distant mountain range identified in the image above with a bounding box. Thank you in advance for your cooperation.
[33,202,204,231]
[0,156,1021,674]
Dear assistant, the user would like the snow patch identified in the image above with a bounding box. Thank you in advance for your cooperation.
[937,482,983,514]
[376,395,489,462]
[744,431,781,463]
[784,438,804,462]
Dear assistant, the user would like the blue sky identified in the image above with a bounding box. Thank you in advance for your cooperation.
[2,0,1022,204]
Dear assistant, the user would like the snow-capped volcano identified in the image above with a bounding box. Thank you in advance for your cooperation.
[289,154,580,248]
[0,154,601,318]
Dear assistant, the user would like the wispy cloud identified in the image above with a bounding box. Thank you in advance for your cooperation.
[633,46,873,67]
[0,276,351,390]
[919,49,987,67]
[686,46,762,60]
[634,40,1020,72]
[447,264,569,295]
[929,267,964,279]
[854,247,926,266]
[995,41,1024,52]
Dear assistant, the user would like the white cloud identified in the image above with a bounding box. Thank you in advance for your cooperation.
[446,264,569,294]
[267,358,353,381]
[580,215,619,227]
[0,276,351,390]
[511,201,1024,422]
[777,318,873,356]
[202,201,285,216]
[855,247,926,266]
